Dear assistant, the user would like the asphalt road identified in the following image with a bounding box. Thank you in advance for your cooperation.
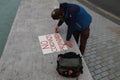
[77,0,120,25]
[88,0,120,18]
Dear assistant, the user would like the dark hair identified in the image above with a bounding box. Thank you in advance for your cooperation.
[51,8,63,20]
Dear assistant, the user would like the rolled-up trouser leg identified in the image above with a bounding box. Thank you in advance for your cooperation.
[80,27,90,55]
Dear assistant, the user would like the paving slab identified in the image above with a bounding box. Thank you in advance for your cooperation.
[0,0,93,80]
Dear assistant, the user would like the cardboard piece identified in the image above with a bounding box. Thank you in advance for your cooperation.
[38,33,68,54]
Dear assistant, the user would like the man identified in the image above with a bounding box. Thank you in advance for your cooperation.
[51,3,92,55]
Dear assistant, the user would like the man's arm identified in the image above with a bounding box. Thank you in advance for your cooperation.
[65,26,75,48]
[54,20,64,33]
[57,20,64,26]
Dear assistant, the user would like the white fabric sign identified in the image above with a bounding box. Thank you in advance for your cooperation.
[38,33,68,54]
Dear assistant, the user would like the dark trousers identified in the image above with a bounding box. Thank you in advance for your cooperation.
[73,27,90,55]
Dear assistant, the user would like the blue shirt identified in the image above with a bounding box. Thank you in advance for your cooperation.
[57,3,92,40]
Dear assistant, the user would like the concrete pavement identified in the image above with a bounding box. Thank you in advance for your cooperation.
[0,0,93,80]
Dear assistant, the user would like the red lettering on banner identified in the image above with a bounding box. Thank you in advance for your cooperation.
[46,34,58,52]
[54,33,65,51]
[40,41,49,49]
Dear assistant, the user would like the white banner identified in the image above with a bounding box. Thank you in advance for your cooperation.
[38,33,68,54]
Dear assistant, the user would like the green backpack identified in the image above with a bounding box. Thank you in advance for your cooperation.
[56,52,83,78]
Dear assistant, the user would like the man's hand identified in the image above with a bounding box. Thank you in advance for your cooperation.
[54,26,59,33]
[65,40,73,48]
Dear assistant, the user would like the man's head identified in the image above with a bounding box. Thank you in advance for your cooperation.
[51,8,64,20]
